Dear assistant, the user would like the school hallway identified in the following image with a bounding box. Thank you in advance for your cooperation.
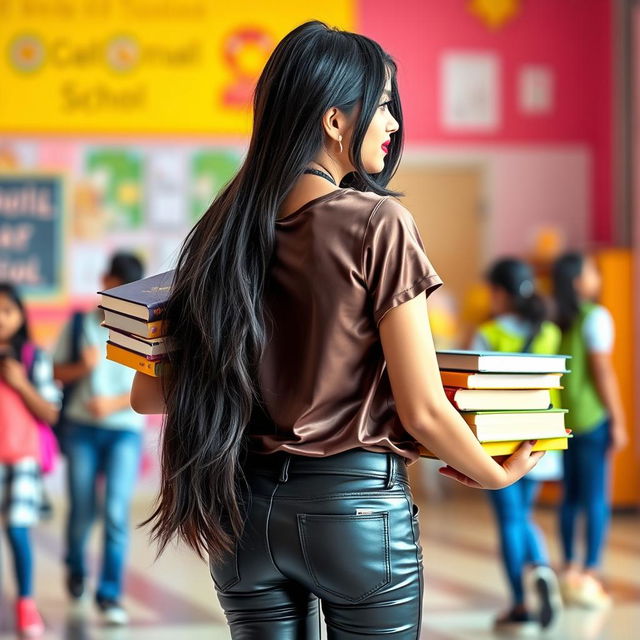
[1,478,637,640]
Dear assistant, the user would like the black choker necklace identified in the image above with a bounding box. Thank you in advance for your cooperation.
[303,168,337,186]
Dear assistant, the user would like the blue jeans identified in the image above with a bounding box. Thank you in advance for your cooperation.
[487,477,549,605]
[64,423,142,601]
[560,418,611,569]
[6,526,33,597]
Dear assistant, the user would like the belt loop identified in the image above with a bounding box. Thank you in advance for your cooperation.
[279,454,292,483]
[385,454,395,489]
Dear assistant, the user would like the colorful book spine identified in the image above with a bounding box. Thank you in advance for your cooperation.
[444,386,460,409]
[106,342,168,377]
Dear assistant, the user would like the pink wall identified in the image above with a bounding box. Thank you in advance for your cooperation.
[359,0,613,244]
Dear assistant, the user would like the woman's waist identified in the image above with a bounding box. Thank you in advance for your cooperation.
[243,446,409,485]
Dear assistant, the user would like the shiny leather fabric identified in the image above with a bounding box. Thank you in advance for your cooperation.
[209,448,423,639]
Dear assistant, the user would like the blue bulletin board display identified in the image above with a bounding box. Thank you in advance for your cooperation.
[0,173,65,299]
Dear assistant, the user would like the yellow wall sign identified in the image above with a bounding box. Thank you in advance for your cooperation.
[0,2,354,134]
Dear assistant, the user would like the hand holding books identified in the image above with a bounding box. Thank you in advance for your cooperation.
[420,350,572,459]
[437,439,546,488]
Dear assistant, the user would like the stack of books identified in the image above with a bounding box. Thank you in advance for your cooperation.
[99,270,174,377]
[419,350,571,459]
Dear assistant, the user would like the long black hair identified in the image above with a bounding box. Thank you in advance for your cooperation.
[487,258,547,347]
[551,252,584,332]
[0,283,30,361]
[144,20,406,561]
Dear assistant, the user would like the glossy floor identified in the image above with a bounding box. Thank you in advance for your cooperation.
[0,476,638,639]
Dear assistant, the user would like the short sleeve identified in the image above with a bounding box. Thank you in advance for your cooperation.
[362,196,443,327]
[582,305,614,353]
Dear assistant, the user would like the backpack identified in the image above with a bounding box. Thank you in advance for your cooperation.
[52,310,85,450]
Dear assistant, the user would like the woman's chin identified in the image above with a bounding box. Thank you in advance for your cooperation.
[363,160,386,175]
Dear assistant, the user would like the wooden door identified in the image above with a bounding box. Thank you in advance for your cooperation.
[389,163,487,346]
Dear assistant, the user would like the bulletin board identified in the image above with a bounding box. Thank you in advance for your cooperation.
[0,172,66,301]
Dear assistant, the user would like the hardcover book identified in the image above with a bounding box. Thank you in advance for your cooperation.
[100,310,167,339]
[444,387,552,412]
[436,350,569,374]
[419,436,569,459]
[106,342,168,377]
[440,370,564,390]
[99,270,175,322]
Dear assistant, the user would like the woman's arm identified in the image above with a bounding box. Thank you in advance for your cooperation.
[583,306,627,452]
[130,371,167,414]
[53,345,99,385]
[85,393,134,419]
[379,291,543,490]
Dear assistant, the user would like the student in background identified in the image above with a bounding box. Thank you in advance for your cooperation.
[471,258,563,634]
[52,252,145,626]
[551,252,628,608]
[0,283,61,637]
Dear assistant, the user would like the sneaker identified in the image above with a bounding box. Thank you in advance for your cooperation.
[530,565,563,630]
[15,598,45,637]
[559,569,583,605]
[95,596,129,626]
[571,574,612,610]
[493,607,540,637]
[66,572,85,600]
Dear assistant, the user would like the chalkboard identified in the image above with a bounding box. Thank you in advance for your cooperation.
[0,174,64,297]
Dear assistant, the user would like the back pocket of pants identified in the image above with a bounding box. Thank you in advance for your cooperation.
[297,512,391,602]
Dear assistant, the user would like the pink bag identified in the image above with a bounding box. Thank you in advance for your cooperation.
[21,342,60,474]
[0,381,40,463]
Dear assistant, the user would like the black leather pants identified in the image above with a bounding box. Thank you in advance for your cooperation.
[209,448,424,639]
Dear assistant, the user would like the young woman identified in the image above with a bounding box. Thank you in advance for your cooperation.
[0,283,60,637]
[471,258,563,635]
[552,253,627,608]
[130,21,544,638]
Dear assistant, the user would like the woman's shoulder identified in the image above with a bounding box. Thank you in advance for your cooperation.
[353,192,421,241]
[339,189,408,219]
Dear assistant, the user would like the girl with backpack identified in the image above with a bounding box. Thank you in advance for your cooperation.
[471,258,564,634]
[0,282,61,637]
[551,253,627,608]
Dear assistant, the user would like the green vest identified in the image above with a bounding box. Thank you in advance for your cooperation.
[558,302,607,433]
[479,319,561,355]
[479,318,562,409]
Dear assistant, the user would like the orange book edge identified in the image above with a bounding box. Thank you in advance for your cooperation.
[106,342,168,378]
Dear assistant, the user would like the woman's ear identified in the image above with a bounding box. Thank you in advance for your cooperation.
[321,106,342,143]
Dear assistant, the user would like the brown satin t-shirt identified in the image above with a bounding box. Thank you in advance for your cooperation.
[247,187,443,463]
